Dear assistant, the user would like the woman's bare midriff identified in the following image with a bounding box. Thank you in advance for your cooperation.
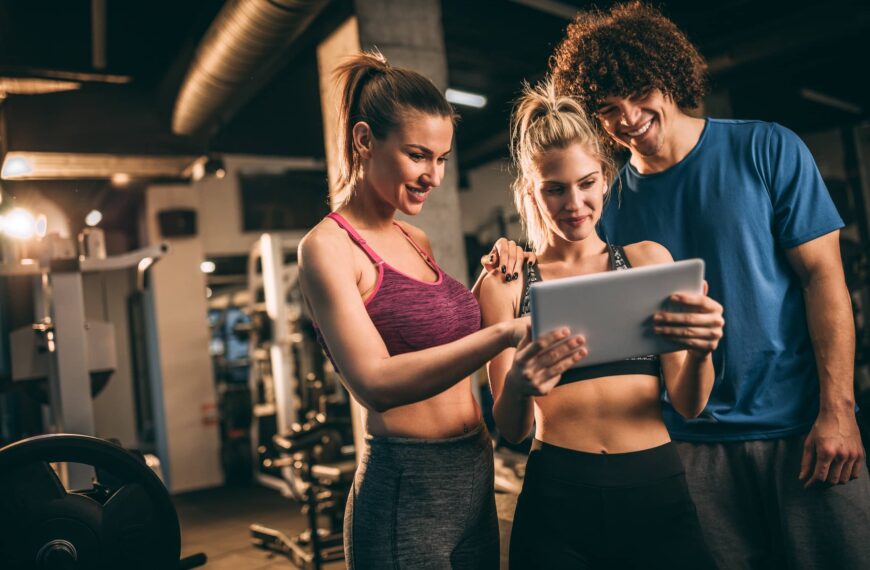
[533,374,672,454]
[364,378,482,439]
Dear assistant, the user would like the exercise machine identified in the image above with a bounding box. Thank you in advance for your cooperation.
[246,234,355,568]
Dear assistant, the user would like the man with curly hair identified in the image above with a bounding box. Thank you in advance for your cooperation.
[551,2,870,569]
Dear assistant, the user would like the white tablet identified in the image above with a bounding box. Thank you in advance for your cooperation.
[529,258,704,369]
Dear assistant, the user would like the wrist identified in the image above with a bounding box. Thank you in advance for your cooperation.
[503,372,529,403]
[497,321,514,349]
[685,349,712,363]
[819,396,856,415]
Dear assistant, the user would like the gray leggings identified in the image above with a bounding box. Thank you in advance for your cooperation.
[344,424,499,569]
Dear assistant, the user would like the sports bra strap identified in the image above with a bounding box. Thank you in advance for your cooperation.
[608,243,632,270]
[327,212,383,264]
[392,221,436,264]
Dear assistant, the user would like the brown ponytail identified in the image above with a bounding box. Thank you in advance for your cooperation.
[334,49,456,207]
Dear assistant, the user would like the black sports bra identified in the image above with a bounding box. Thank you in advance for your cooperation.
[518,244,661,386]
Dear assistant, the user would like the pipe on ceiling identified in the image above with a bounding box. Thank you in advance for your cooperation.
[172,0,329,136]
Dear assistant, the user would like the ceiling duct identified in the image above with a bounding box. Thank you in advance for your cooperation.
[172,0,330,136]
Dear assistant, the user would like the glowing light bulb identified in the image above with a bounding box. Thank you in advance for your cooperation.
[2,208,36,239]
[85,210,103,227]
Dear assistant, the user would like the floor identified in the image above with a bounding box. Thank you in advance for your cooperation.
[175,484,519,570]
[175,485,346,570]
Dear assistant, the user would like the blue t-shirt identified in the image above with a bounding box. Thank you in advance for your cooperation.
[601,119,844,442]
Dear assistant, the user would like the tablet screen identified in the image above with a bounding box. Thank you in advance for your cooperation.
[529,259,704,369]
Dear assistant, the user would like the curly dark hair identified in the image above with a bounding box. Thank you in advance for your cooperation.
[550,2,708,116]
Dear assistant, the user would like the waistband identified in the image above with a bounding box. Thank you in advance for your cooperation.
[362,423,490,467]
[367,422,485,447]
[527,439,684,487]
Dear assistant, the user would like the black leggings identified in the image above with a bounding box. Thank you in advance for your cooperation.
[509,440,716,570]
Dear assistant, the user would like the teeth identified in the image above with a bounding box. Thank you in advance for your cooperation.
[627,120,652,137]
[407,187,426,196]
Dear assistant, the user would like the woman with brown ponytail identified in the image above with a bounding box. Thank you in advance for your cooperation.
[298,52,586,568]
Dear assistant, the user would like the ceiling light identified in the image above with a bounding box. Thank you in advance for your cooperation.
[2,156,33,178]
[85,210,103,227]
[509,0,577,20]
[446,88,487,109]
[799,89,862,115]
[111,172,131,186]
[201,260,216,274]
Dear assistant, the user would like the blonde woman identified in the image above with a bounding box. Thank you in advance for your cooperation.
[478,80,723,569]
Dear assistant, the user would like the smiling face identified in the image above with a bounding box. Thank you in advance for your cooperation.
[596,88,679,158]
[357,110,453,216]
[530,142,607,244]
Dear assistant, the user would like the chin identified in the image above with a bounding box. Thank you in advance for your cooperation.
[399,202,424,216]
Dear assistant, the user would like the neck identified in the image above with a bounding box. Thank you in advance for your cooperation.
[631,112,705,175]
[340,178,396,231]
[539,231,608,264]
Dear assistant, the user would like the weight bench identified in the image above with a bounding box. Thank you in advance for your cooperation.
[251,420,356,570]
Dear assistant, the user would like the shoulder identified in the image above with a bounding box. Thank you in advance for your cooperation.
[298,218,353,270]
[712,119,804,150]
[623,240,673,267]
[394,220,435,257]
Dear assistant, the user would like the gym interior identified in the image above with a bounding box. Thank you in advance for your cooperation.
[0,1,868,569]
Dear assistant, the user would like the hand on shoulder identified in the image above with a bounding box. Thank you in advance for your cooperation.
[480,266,524,304]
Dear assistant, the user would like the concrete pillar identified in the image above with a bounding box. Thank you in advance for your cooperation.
[144,184,222,493]
[317,0,469,284]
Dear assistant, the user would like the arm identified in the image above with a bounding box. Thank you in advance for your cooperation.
[786,230,864,487]
[657,294,720,418]
[298,227,523,413]
[479,272,587,443]
[628,242,722,418]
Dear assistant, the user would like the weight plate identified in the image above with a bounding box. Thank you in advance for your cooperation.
[0,434,181,570]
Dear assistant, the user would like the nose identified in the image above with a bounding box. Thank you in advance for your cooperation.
[565,187,584,211]
[618,102,642,126]
[421,160,443,188]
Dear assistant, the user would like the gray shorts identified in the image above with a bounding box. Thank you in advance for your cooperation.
[675,433,870,570]
[344,424,499,569]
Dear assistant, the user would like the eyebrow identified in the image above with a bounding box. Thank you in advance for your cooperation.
[542,170,599,184]
[404,143,452,156]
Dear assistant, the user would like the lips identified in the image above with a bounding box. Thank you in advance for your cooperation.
[561,216,589,228]
[624,118,653,139]
[406,185,430,203]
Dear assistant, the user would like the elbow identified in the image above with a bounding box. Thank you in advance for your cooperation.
[354,388,392,413]
[493,412,531,444]
[349,378,399,413]
[367,395,395,414]
[500,429,529,445]
[674,401,707,420]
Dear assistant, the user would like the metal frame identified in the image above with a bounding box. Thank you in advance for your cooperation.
[0,243,165,488]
